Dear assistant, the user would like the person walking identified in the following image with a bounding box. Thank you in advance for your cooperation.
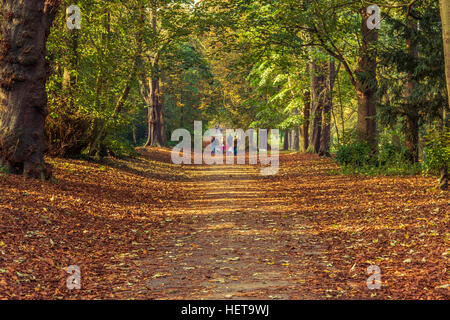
[211,136,216,156]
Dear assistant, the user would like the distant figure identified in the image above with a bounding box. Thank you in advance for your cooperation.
[227,134,233,154]
[211,136,216,156]
[233,136,238,156]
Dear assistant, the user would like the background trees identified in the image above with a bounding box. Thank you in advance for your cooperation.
[0,0,448,187]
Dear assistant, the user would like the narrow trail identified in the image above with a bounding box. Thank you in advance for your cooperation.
[139,163,326,300]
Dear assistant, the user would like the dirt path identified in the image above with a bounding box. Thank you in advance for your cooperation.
[136,163,326,300]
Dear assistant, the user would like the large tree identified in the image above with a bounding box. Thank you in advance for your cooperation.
[441,0,450,108]
[0,0,60,179]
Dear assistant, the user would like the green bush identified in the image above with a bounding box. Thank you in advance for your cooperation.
[378,141,409,167]
[104,134,137,158]
[336,141,374,166]
[0,165,10,174]
[422,127,450,174]
[335,135,421,176]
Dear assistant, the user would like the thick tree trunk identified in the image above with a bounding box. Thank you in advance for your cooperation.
[355,8,379,148]
[0,0,60,179]
[143,10,165,147]
[319,59,336,157]
[439,0,449,189]
[144,74,164,147]
[405,19,419,163]
[310,59,326,153]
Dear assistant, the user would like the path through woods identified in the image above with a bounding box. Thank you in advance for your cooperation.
[0,149,448,299]
[138,163,325,299]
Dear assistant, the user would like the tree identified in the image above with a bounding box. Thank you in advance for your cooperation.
[302,87,311,152]
[439,0,449,189]
[319,59,337,157]
[404,17,419,163]
[310,58,326,154]
[0,0,61,179]
[140,1,195,147]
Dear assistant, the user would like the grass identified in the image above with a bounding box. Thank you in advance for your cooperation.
[329,162,424,176]
[0,165,10,175]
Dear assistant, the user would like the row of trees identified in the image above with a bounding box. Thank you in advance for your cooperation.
[0,0,449,188]
[202,0,449,187]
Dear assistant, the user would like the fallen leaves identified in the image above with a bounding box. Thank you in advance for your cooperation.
[0,149,448,300]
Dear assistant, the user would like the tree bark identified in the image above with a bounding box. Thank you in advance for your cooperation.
[319,59,336,157]
[355,8,379,148]
[0,0,60,179]
[291,108,300,151]
[283,129,289,151]
[439,0,449,190]
[441,0,450,110]
[143,9,165,147]
[310,59,326,154]
[143,69,165,147]
[405,18,419,163]
[302,88,311,152]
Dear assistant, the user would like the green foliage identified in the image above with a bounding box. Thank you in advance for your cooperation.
[335,128,439,177]
[0,165,10,174]
[336,141,374,167]
[335,132,422,176]
[422,127,450,174]
[337,162,422,176]
[104,133,137,158]
[38,0,448,185]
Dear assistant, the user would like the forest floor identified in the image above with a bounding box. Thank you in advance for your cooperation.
[0,148,448,300]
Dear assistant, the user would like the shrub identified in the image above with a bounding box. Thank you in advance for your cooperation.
[422,127,450,174]
[0,165,10,174]
[336,141,374,166]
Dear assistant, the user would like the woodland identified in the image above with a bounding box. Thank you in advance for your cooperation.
[0,0,448,300]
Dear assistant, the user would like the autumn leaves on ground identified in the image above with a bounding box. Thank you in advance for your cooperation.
[0,148,448,300]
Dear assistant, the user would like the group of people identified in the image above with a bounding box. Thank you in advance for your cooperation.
[210,133,238,156]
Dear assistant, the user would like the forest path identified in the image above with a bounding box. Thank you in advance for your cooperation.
[138,161,326,300]
[1,149,447,299]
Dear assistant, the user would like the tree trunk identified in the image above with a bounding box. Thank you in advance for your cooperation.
[144,10,165,147]
[319,59,336,157]
[439,0,449,190]
[405,18,419,163]
[355,8,379,148]
[291,108,300,151]
[144,73,164,147]
[293,127,299,151]
[0,0,60,179]
[283,129,289,151]
[302,89,311,153]
[441,0,450,110]
[310,59,326,153]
